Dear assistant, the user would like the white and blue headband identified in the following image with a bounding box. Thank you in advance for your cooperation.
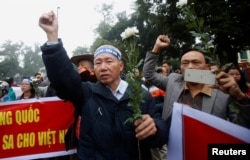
[94,45,122,61]
[22,78,32,84]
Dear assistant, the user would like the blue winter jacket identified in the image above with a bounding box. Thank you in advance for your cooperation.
[41,40,169,160]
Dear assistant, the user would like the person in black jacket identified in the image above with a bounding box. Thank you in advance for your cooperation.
[39,11,168,160]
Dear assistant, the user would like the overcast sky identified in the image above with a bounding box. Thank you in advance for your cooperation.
[0,0,135,56]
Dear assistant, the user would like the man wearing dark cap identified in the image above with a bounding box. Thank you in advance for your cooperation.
[70,53,97,82]
[39,11,168,160]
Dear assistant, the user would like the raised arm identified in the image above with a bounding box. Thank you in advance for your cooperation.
[143,35,171,90]
[38,11,84,108]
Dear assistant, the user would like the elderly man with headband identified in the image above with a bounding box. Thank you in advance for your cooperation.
[39,10,168,160]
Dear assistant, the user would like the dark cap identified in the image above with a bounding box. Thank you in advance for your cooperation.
[70,53,94,66]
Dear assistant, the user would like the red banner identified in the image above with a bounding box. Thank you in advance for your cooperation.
[168,102,250,160]
[0,97,76,160]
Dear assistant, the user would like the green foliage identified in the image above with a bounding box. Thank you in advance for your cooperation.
[178,0,250,65]
[22,45,44,77]
[72,46,89,56]
[90,38,114,53]
[121,32,144,160]
[180,4,216,60]
[0,41,45,81]
[32,80,40,98]
[122,35,145,123]
[0,41,23,79]
[96,21,112,39]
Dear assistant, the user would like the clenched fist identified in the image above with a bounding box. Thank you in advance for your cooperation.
[152,35,171,54]
[38,11,58,42]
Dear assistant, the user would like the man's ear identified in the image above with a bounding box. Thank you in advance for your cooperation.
[119,61,124,72]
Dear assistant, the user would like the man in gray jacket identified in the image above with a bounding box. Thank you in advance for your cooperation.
[143,34,250,129]
[143,35,250,160]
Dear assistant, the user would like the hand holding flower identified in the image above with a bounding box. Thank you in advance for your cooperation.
[120,26,144,160]
[134,114,157,140]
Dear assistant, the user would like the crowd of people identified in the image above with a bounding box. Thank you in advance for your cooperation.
[1,9,250,160]
[0,53,97,102]
[0,72,49,102]
[38,10,250,160]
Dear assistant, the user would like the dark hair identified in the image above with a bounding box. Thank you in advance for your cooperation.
[225,64,249,93]
[3,77,13,86]
[34,72,42,77]
[162,61,171,66]
[155,67,163,73]
[180,48,211,64]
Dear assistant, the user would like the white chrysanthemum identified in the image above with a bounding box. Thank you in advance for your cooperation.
[176,0,188,8]
[120,27,139,40]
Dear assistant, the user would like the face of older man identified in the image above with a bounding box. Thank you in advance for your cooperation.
[94,53,124,86]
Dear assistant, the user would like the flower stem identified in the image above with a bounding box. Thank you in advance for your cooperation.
[138,139,141,160]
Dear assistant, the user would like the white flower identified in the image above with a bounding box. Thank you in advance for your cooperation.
[120,27,139,40]
[176,0,188,8]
